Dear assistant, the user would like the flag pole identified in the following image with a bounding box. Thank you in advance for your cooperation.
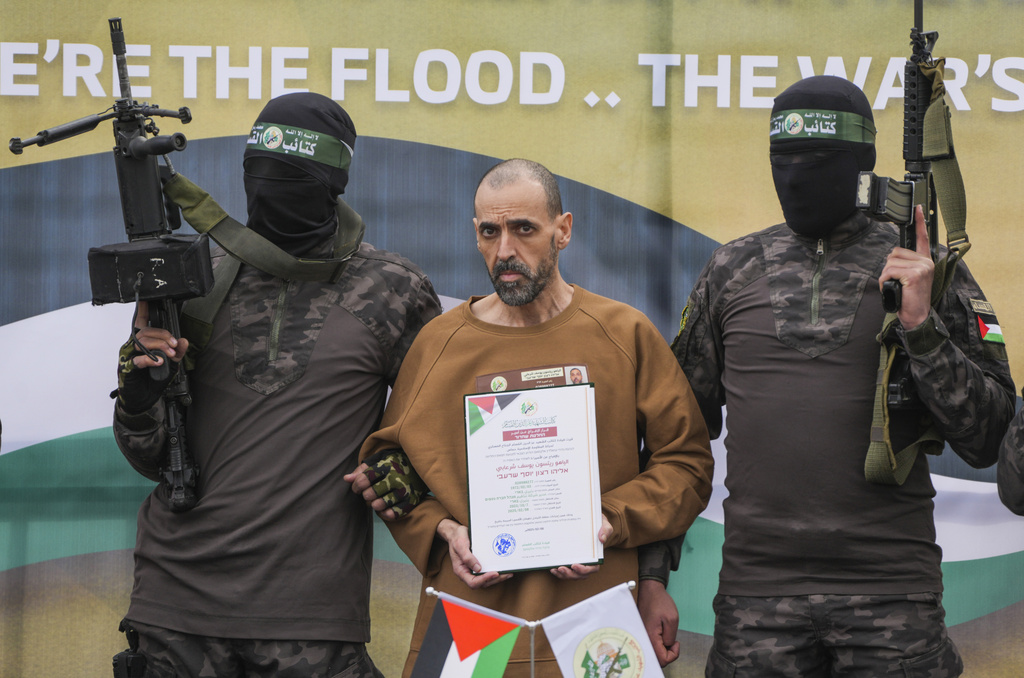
[527,621,538,678]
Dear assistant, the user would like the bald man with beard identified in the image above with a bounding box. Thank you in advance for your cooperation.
[359,158,714,678]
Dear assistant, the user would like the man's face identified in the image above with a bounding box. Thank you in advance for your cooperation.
[473,179,570,307]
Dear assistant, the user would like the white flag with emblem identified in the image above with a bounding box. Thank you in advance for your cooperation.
[541,582,664,678]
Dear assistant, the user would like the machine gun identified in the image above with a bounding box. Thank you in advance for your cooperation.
[855,0,941,313]
[9,18,213,512]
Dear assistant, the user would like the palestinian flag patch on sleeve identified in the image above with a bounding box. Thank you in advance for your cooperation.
[971,299,1005,344]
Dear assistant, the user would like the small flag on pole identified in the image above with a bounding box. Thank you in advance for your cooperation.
[541,582,664,678]
[410,589,528,678]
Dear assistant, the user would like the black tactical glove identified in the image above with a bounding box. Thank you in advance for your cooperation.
[113,331,176,415]
[360,448,428,518]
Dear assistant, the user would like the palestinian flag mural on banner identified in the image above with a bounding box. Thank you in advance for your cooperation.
[410,594,526,678]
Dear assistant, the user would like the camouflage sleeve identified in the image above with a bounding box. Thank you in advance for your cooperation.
[898,258,1016,468]
[637,535,684,584]
[997,402,1024,515]
[386,273,442,385]
[669,264,726,439]
[112,401,167,483]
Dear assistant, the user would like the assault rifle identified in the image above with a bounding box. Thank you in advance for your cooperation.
[855,0,941,313]
[9,18,212,513]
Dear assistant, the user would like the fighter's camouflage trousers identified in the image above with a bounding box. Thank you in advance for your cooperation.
[125,620,385,678]
[706,593,963,678]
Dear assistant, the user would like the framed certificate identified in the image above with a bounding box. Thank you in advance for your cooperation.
[464,383,603,573]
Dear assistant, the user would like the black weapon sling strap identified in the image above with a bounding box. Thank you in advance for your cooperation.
[865,57,972,485]
[162,173,365,367]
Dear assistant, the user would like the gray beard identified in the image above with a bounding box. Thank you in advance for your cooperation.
[488,237,557,307]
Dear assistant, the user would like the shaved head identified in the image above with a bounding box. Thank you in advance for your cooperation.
[476,158,563,219]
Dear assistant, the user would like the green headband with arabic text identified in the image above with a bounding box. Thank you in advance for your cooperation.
[769,109,876,144]
[246,122,353,169]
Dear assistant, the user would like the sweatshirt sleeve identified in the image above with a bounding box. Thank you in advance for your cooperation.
[600,317,715,550]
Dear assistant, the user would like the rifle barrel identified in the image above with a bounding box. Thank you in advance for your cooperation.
[109,17,133,101]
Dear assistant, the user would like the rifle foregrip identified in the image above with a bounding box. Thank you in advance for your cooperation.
[127,133,187,158]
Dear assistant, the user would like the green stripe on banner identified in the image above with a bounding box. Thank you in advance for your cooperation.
[670,517,723,636]
[0,430,155,573]
[942,552,1024,626]
[373,517,414,566]
[0,430,418,574]
[5,435,1024,634]
[669,516,1024,635]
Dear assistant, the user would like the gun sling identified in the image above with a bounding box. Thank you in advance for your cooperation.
[164,173,365,364]
[865,57,971,485]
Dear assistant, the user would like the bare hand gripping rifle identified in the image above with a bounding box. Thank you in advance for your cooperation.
[9,18,213,513]
[856,0,969,313]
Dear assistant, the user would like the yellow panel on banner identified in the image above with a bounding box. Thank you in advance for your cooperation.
[3,0,1021,376]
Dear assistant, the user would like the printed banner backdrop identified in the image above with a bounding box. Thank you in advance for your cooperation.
[2,1,1023,676]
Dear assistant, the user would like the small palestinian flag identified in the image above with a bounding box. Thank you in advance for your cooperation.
[978,316,1005,344]
[410,593,527,677]
[970,299,1005,345]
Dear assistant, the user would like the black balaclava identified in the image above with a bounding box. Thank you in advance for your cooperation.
[769,76,876,238]
[243,92,357,256]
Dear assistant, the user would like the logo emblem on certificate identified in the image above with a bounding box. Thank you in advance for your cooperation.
[492,533,517,557]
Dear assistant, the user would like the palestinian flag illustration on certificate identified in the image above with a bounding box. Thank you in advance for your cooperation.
[465,393,524,436]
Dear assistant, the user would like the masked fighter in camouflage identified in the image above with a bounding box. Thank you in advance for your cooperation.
[112,93,441,677]
[665,76,1015,676]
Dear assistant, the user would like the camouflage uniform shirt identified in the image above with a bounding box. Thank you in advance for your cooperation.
[114,241,441,641]
[671,212,1015,596]
[997,397,1024,515]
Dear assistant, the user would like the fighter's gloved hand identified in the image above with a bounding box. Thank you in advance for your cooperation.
[113,331,176,415]
[360,448,428,518]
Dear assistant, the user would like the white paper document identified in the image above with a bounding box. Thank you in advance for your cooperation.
[464,384,603,573]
